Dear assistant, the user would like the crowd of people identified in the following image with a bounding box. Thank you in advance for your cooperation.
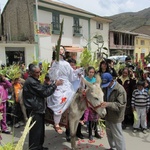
[0,53,150,150]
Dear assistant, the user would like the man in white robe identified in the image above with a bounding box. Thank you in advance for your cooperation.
[47,50,83,134]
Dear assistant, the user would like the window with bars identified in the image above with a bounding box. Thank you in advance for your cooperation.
[73,17,82,36]
[52,12,60,34]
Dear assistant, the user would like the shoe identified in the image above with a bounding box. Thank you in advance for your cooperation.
[66,135,71,142]
[53,125,63,134]
[89,135,93,141]
[76,133,84,139]
[2,129,11,134]
[14,123,20,128]
[95,132,102,139]
[122,124,126,130]
[142,129,147,134]
[105,148,114,150]
[42,147,48,150]
[133,129,137,133]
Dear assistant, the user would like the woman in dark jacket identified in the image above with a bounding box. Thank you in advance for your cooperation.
[98,60,110,76]
[117,67,136,129]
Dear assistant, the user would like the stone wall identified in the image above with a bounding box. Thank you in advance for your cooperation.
[2,0,35,43]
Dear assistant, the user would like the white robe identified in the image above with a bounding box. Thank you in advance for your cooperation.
[47,59,83,115]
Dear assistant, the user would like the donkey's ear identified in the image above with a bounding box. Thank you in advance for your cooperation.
[81,77,93,89]
[95,73,101,84]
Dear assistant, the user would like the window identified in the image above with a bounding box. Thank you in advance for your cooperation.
[52,12,60,34]
[136,39,138,45]
[96,22,103,30]
[141,40,145,45]
[73,17,82,37]
[113,32,120,45]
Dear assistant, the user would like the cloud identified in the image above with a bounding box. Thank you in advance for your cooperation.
[2,0,150,16]
[2,0,146,16]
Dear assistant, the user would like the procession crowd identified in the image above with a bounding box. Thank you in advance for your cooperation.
[0,52,150,150]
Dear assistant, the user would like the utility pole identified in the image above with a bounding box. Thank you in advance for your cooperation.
[35,0,40,60]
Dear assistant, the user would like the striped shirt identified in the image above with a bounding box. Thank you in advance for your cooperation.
[131,89,150,110]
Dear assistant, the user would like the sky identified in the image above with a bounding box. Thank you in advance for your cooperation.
[0,0,150,16]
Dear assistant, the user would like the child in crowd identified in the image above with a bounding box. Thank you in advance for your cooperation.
[131,80,150,133]
[81,66,101,141]
[12,77,25,128]
[0,74,12,134]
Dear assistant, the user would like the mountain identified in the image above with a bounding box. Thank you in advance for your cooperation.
[109,7,150,31]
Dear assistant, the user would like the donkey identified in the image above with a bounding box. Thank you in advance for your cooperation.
[69,74,106,150]
[18,89,28,122]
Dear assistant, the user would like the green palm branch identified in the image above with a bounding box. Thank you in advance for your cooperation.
[56,19,64,61]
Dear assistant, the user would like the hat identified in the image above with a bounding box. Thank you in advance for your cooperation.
[39,62,42,65]
[147,63,150,67]
[101,73,113,88]
[143,70,149,74]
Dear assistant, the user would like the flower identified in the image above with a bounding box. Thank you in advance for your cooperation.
[60,97,67,104]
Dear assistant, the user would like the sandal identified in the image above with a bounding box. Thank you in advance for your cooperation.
[53,125,63,134]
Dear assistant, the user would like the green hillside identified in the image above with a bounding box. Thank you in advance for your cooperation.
[109,7,150,31]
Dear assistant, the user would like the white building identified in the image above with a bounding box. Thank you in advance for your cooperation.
[1,0,111,66]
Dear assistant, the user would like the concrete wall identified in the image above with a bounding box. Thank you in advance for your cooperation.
[0,43,35,66]
[90,20,109,55]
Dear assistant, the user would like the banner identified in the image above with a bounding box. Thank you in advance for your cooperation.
[34,22,51,35]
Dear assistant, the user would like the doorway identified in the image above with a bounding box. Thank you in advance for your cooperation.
[5,47,25,66]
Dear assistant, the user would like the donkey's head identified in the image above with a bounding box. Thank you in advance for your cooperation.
[82,74,106,118]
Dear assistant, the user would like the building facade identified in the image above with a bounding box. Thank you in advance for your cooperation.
[0,0,111,66]
[134,34,150,63]
[109,30,137,57]
[109,29,150,64]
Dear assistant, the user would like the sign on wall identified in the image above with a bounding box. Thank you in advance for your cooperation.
[34,22,51,35]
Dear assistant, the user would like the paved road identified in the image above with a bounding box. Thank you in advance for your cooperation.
[1,125,150,150]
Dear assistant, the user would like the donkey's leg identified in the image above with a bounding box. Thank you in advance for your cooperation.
[19,91,28,122]
[20,99,28,122]
[69,112,80,150]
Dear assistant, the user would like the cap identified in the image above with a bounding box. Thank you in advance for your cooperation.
[136,80,145,87]
[101,73,113,88]
[39,62,42,65]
